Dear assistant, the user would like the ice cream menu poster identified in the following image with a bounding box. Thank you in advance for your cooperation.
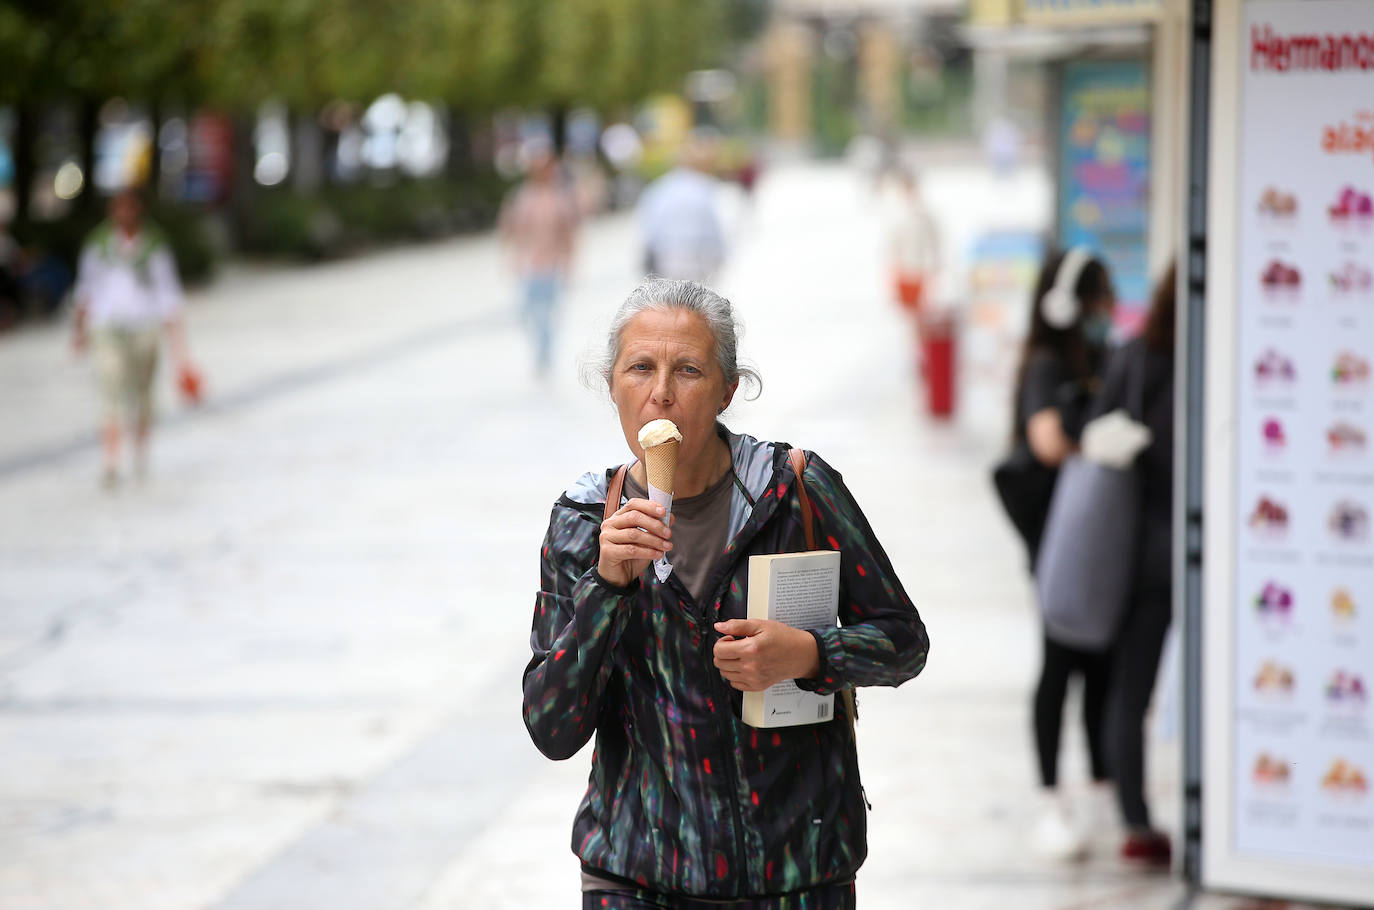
[1233,0,1374,866]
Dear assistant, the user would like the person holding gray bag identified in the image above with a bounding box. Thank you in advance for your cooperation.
[1004,248,1118,860]
[1086,263,1177,867]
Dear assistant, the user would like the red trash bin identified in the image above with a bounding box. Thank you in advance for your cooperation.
[917,310,956,419]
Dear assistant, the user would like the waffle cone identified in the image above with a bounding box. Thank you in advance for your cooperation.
[643,440,679,494]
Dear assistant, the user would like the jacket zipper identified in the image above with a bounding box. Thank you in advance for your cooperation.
[667,450,791,895]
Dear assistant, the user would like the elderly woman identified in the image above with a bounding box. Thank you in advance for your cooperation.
[522,278,929,909]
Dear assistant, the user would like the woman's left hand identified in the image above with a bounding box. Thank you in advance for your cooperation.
[712,620,821,692]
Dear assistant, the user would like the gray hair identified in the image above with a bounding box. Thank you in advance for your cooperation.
[591,277,762,399]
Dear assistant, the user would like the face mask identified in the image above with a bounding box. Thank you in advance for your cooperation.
[1081,313,1113,348]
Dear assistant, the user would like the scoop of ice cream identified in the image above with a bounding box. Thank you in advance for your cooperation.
[638,419,683,449]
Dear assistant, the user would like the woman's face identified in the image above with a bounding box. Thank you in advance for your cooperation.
[1088,290,1116,318]
[609,308,738,468]
[1079,290,1117,348]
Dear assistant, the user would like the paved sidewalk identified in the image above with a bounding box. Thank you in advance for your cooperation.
[0,162,1251,909]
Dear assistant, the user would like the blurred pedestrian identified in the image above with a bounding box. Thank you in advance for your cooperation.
[522,277,929,908]
[880,168,940,312]
[637,136,726,282]
[737,152,760,202]
[71,188,195,489]
[1091,262,1176,866]
[983,116,1023,177]
[500,147,580,377]
[1007,248,1118,859]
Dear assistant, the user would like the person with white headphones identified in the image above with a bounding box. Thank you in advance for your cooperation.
[1009,246,1118,860]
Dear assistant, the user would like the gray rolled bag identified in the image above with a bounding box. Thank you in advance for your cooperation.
[1035,347,1150,651]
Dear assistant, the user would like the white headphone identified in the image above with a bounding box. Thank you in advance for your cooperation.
[1040,247,1094,329]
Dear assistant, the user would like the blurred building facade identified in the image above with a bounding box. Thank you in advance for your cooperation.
[762,0,969,150]
[756,0,1185,326]
[964,0,1187,326]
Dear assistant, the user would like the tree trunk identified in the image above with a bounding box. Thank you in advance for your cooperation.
[13,104,36,226]
[445,107,472,178]
[290,107,323,193]
[550,104,568,155]
[76,95,99,211]
[228,112,258,246]
[148,97,162,196]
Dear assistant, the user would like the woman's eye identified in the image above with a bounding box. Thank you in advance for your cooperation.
[681,365,701,375]
[630,363,651,372]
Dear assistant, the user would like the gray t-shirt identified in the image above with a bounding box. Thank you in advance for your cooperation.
[625,466,735,605]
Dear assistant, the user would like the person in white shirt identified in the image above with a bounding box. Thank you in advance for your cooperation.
[637,137,726,284]
[880,168,941,311]
[71,189,193,488]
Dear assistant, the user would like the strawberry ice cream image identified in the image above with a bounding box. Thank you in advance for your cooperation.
[1329,185,1374,220]
[1255,581,1293,617]
[1249,496,1290,533]
[1261,259,1301,289]
[1255,349,1296,383]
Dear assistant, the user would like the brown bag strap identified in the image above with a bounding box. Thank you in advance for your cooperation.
[787,448,815,551]
[604,464,629,523]
[789,447,859,733]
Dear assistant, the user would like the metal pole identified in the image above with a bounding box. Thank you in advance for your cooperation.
[1181,0,1212,888]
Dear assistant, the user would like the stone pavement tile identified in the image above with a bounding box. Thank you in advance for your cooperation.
[211,696,545,910]
[412,756,590,910]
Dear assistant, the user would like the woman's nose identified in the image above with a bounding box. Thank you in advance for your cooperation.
[651,371,673,404]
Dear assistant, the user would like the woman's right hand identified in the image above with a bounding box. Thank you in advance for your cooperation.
[598,498,672,588]
[1026,407,1075,467]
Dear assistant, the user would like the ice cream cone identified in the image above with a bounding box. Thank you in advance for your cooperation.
[638,419,683,495]
[644,439,679,494]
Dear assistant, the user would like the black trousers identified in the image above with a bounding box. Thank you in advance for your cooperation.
[1105,592,1173,830]
[1033,631,1112,788]
[583,881,856,909]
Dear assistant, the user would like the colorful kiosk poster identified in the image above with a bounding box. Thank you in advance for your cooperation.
[1057,59,1151,330]
[1203,1,1374,904]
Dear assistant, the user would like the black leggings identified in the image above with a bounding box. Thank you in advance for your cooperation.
[1105,593,1172,829]
[1033,631,1111,788]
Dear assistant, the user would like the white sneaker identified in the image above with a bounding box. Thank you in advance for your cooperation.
[1031,790,1088,861]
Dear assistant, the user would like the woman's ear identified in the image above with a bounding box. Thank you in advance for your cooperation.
[720,379,740,414]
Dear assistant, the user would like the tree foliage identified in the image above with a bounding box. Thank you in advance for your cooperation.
[1,0,729,112]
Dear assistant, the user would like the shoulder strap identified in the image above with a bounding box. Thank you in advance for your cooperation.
[604,464,628,523]
[789,447,859,733]
[788,448,815,551]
